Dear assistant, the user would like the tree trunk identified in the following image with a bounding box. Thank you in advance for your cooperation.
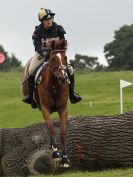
[0,112,133,176]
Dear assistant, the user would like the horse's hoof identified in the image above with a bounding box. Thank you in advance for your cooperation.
[52,150,61,168]
[52,158,60,168]
[60,156,70,168]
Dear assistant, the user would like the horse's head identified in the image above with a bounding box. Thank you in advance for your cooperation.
[50,39,68,51]
[48,40,69,84]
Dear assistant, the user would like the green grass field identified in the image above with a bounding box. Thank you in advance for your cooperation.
[0,70,133,177]
[1,70,133,128]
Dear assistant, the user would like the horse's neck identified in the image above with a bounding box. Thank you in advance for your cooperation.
[42,67,55,85]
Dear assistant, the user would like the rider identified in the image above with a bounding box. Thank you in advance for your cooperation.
[23,8,82,106]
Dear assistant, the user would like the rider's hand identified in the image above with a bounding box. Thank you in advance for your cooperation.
[43,51,48,57]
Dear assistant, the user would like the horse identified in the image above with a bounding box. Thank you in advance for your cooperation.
[22,39,70,168]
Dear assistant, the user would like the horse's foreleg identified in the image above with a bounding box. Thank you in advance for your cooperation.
[58,107,70,167]
[41,105,58,149]
[60,111,67,156]
[41,105,60,167]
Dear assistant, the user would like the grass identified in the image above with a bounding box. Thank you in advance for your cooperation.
[0,70,133,176]
[1,70,133,128]
[28,168,133,177]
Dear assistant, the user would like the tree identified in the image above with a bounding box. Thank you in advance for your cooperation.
[0,45,22,71]
[104,24,133,70]
[10,54,21,68]
[1,112,133,176]
[69,54,99,70]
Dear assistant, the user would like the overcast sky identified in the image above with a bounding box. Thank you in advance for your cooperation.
[0,0,133,66]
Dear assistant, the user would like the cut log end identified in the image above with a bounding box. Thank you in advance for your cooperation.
[28,150,53,175]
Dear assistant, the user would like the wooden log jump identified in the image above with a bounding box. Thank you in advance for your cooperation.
[0,112,133,176]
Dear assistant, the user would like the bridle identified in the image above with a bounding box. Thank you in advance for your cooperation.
[48,49,69,84]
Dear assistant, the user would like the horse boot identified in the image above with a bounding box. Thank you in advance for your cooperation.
[23,76,38,109]
[50,135,61,168]
[60,155,70,168]
[69,73,82,104]
[60,141,70,168]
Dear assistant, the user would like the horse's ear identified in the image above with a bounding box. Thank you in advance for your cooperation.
[63,40,68,50]
[51,40,56,51]
[58,39,68,50]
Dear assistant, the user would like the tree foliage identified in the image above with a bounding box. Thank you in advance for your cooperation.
[104,24,133,70]
[0,45,22,71]
[69,54,99,70]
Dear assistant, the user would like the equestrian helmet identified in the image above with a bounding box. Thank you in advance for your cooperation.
[38,8,55,21]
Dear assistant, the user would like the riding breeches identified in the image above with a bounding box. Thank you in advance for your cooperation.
[29,52,46,75]
[29,51,74,76]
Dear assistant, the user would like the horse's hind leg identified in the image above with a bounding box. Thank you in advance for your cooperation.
[58,107,70,168]
[41,106,61,167]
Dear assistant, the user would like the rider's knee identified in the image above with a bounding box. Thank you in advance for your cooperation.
[28,66,34,75]
[29,52,44,75]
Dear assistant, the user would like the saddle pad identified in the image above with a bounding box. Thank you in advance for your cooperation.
[34,62,48,84]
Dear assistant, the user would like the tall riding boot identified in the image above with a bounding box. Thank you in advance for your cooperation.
[23,76,37,108]
[69,74,82,104]
[23,76,34,104]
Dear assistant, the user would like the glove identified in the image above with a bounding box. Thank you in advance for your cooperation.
[43,51,48,57]
[38,51,48,60]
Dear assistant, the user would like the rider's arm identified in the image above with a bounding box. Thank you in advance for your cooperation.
[32,27,44,56]
[58,25,66,39]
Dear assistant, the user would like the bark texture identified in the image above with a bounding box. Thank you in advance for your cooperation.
[0,112,133,176]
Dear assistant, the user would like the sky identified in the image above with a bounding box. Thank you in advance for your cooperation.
[0,0,133,66]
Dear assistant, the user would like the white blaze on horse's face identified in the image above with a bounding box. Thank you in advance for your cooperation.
[55,52,68,84]
[56,53,66,75]
[56,53,62,66]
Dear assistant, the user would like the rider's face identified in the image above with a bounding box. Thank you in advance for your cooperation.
[42,18,53,29]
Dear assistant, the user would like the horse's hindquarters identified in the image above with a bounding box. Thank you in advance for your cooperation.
[21,58,32,96]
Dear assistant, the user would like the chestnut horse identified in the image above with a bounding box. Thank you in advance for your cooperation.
[35,40,70,168]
